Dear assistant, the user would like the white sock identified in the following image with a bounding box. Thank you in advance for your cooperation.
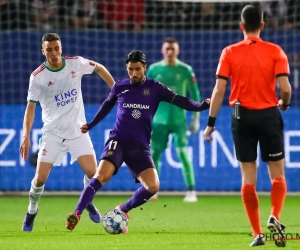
[28,180,44,214]
[83,175,91,188]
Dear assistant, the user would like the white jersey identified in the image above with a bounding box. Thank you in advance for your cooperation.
[27,56,96,139]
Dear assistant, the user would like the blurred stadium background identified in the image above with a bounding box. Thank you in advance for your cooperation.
[1,0,300,193]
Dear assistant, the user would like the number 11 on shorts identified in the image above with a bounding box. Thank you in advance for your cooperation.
[108,140,118,150]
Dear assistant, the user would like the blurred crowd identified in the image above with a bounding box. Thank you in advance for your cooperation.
[1,0,300,31]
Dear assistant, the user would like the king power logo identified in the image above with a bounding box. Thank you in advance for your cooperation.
[55,88,78,107]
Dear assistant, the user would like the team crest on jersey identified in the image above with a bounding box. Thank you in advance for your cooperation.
[70,71,76,78]
[107,150,114,156]
[143,88,150,95]
[48,81,54,87]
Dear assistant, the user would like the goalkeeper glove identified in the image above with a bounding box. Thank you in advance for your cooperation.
[188,115,200,135]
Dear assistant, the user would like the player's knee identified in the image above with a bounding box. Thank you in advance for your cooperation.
[268,160,285,180]
[146,181,160,194]
[96,173,112,185]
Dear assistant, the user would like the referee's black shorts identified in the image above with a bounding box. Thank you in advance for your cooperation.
[231,106,284,162]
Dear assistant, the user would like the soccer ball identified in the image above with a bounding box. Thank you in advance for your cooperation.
[102,209,128,234]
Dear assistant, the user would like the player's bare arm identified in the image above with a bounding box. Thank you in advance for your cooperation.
[20,102,36,160]
[94,63,115,88]
[277,76,292,111]
[81,92,117,134]
[204,78,227,142]
[209,78,227,117]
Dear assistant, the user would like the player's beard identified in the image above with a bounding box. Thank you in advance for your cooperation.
[130,76,144,85]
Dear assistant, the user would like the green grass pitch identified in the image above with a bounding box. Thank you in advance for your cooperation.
[0,195,299,250]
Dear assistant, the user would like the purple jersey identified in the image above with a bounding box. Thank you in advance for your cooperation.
[88,77,209,145]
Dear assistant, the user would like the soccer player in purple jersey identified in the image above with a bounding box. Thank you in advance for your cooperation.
[66,50,210,232]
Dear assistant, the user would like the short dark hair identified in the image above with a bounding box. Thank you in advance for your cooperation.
[41,33,61,44]
[241,5,263,32]
[163,37,178,44]
[125,50,146,65]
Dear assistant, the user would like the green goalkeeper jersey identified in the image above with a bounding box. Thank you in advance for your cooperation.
[146,59,201,126]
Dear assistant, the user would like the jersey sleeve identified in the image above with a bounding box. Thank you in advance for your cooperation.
[216,47,231,80]
[274,47,290,77]
[27,75,41,103]
[79,56,97,75]
[87,83,117,130]
[157,81,209,111]
[107,82,118,102]
[157,82,177,103]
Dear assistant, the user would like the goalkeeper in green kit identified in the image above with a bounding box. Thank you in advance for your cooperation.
[147,38,201,202]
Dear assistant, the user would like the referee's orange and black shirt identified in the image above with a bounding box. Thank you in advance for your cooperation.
[216,36,290,110]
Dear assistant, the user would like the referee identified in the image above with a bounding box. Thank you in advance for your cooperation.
[204,5,291,247]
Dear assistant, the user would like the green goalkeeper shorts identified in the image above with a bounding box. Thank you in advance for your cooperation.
[151,124,188,151]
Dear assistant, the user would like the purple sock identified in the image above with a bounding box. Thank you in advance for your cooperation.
[75,178,102,215]
[121,186,154,213]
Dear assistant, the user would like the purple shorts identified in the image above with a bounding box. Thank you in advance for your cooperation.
[100,138,155,182]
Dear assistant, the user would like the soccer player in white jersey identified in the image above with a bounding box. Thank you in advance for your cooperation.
[20,33,115,232]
